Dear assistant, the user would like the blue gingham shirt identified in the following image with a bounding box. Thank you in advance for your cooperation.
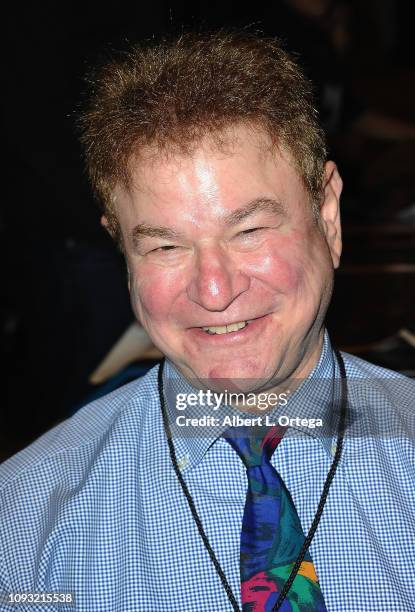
[0,331,414,611]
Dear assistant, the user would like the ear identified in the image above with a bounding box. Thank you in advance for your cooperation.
[101,215,111,233]
[101,214,119,242]
[319,161,343,269]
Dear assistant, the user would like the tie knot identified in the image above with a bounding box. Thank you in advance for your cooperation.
[224,425,285,468]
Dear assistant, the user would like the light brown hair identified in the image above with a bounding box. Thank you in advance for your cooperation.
[79,30,327,244]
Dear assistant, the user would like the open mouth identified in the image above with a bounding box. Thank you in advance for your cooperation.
[200,315,272,335]
[190,314,270,344]
[201,320,251,335]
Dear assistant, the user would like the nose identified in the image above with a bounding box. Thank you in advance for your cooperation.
[186,245,250,311]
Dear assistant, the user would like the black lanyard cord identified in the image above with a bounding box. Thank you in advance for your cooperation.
[159,348,348,612]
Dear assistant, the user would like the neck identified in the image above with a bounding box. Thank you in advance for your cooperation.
[228,330,326,414]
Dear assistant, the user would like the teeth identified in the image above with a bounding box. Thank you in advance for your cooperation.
[202,321,248,334]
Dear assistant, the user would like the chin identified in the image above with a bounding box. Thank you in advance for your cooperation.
[196,359,272,392]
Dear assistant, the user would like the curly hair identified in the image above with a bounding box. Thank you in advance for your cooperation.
[79,30,327,243]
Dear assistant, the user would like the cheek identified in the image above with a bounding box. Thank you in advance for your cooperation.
[279,231,333,305]
[129,264,182,322]
[244,235,307,294]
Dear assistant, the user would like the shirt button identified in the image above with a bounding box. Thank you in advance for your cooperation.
[178,456,189,470]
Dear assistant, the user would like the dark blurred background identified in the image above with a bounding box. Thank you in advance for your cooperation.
[3,0,415,461]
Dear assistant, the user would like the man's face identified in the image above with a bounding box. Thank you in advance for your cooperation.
[112,125,342,391]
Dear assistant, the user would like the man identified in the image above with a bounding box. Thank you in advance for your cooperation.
[0,32,414,611]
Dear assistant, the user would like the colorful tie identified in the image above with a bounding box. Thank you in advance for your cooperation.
[224,425,327,612]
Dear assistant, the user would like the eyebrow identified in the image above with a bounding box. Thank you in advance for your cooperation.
[132,225,184,245]
[223,197,286,226]
[130,197,286,248]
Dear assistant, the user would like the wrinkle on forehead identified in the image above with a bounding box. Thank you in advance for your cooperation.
[115,124,297,224]
[126,144,230,221]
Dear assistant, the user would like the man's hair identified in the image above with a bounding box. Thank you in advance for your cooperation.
[79,30,327,243]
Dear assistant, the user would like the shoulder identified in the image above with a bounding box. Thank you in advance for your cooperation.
[0,365,162,591]
[0,365,160,494]
[340,351,415,438]
[341,349,414,399]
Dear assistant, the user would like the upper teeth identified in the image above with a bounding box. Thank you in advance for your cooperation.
[202,321,248,334]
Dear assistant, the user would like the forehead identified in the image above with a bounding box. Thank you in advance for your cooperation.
[114,124,309,225]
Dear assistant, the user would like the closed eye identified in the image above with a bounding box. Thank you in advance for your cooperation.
[151,245,179,253]
[239,227,266,235]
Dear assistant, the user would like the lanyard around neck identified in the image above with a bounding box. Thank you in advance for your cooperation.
[159,348,348,612]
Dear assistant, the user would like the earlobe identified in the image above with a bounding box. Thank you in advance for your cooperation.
[101,215,114,237]
[101,215,118,242]
[320,161,343,269]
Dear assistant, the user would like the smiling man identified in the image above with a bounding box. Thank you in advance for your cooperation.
[0,32,414,612]
[117,125,341,391]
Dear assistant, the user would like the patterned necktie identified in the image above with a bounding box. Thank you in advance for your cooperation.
[224,425,327,612]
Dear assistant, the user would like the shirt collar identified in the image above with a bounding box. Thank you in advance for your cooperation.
[162,329,346,471]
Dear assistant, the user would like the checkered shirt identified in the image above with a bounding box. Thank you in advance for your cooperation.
[0,331,414,611]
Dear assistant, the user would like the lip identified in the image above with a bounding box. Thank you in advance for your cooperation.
[188,313,272,345]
